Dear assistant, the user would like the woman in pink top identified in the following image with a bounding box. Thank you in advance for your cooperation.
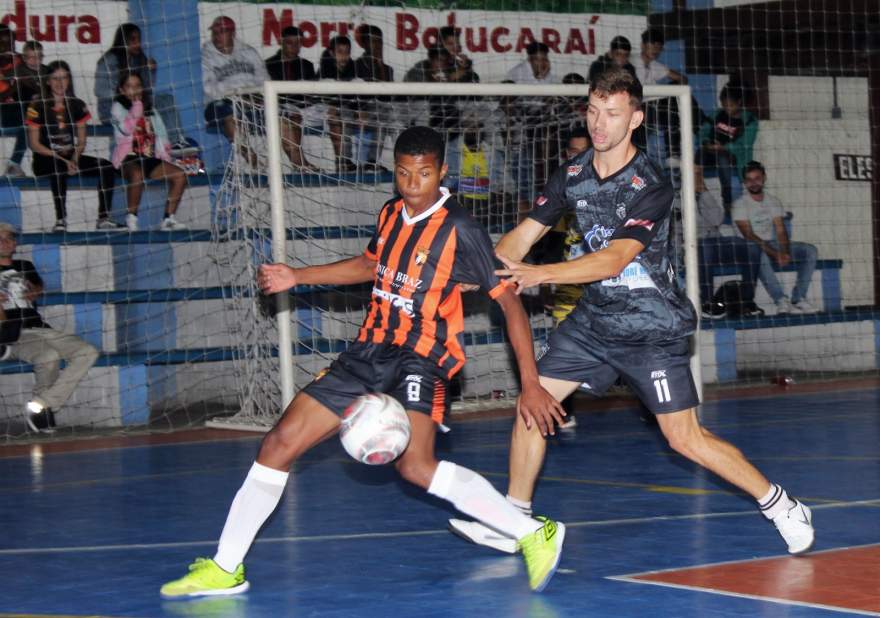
[111,71,187,231]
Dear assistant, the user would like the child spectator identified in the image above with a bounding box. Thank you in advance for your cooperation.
[318,35,357,172]
[26,61,121,231]
[95,23,191,153]
[111,71,188,231]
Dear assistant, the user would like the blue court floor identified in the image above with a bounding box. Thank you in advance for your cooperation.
[1,386,878,617]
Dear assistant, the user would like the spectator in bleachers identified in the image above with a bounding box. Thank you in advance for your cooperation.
[635,28,687,86]
[0,222,99,433]
[27,61,121,231]
[111,71,188,232]
[318,35,358,172]
[438,26,479,83]
[0,24,27,177]
[265,26,320,171]
[403,46,459,139]
[95,23,191,154]
[733,161,818,315]
[451,116,492,225]
[678,164,762,318]
[506,42,558,85]
[353,24,393,172]
[587,35,637,85]
[202,16,268,167]
[698,83,758,214]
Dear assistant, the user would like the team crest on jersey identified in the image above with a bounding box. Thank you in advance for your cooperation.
[414,246,430,266]
[630,175,646,191]
[567,165,583,177]
[576,199,587,207]
[616,204,627,219]
[377,236,385,245]
[535,195,548,207]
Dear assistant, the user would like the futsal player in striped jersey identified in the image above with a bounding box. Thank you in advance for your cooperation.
[160,126,567,598]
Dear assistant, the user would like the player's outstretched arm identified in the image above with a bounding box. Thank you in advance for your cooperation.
[494,287,566,436]
[258,254,377,294]
[495,218,550,263]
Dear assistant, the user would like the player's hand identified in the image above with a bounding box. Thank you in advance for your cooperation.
[517,383,566,436]
[257,263,298,294]
[495,254,547,293]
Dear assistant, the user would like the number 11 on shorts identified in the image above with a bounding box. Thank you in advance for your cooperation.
[653,377,671,403]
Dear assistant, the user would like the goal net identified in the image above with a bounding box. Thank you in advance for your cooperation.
[209,82,699,431]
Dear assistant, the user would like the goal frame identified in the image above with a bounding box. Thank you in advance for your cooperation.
[260,81,701,413]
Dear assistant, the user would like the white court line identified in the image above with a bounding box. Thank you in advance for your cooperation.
[0,497,876,557]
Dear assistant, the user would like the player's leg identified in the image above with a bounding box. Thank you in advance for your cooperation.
[160,391,340,598]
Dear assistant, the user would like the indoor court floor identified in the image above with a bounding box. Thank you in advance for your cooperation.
[1,383,878,617]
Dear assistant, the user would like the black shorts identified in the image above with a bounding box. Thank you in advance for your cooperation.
[122,154,165,177]
[302,342,451,423]
[537,318,700,414]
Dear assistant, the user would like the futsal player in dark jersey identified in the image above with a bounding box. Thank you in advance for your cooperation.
[448,68,815,557]
[160,127,567,598]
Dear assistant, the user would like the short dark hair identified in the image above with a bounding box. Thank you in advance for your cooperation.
[590,66,643,107]
[280,26,301,38]
[439,26,457,41]
[22,40,43,53]
[719,83,745,104]
[568,125,589,141]
[562,72,586,85]
[641,28,665,45]
[427,45,449,61]
[526,41,549,56]
[743,161,765,176]
[327,35,350,51]
[610,36,631,52]
[394,126,445,166]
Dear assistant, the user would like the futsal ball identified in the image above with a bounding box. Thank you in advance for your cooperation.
[340,393,411,465]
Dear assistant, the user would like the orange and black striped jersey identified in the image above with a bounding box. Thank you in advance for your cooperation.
[359,188,510,378]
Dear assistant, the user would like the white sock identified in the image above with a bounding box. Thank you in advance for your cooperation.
[506,494,533,517]
[428,460,542,540]
[213,462,289,572]
[757,483,796,520]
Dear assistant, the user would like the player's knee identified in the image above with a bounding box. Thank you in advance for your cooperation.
[394,455,435,489]
[75,343,99,367]
[662,423,701,458]
[33,349,60,367]
[259,424,304,462]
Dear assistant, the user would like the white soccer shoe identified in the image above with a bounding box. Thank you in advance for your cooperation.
[448,519,519,554]
[772,500,814,555]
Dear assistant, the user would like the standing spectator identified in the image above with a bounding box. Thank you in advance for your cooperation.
[733,161,818,314]
[265,26,319,171]
[353,24,393,172]
[111,71,188,231]
[0,222,99,433]
[0,24,26,177]
[95,23,191,153]
[506,42,558,85]
[697,83,758,213]
[202,16,269,167]
[318,35,357,172]
[588,36,637,84]
[26,61,121,231]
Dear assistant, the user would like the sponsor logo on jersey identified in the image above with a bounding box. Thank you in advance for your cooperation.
[601,260,658,290]
[567,165,583,176]
[631,175,646,191]
[372,286,415,317]
[624,218,654,231]
[584,224,614,252]
[405,374,423,383]
[377,236,385,245]
[414,246,429,266]
[535,195,548,207]
[616,204,627,219]
[576,199,587,207]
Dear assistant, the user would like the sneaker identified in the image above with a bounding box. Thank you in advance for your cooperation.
[772,500,814,555]
[160,558,249,599]
[701,301,727,320]
[51,219,67,233]
[125,213,139,231]
[5,162,25,177]
[25,401,56,434]
[160,215,188,231]
[775,297,794,315]
[519,516,565,592]
[96,218,125,231]
[448,519,519,554]
[0,344,10,361]
[169,139,201,158]
[792,299,819,314]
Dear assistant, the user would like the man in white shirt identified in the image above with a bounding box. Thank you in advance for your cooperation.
[201,16,270,165]
[635,29,687,86]
[732,161,818,314]
[506,42,559,86]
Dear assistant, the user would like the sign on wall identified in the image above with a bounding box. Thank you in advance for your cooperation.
[833,154,873,182]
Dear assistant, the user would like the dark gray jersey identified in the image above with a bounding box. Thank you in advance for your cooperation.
[528,148,696,343]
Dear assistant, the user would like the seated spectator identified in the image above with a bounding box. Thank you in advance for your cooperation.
[587,35,637,84]
[0,222,100,433]
[202,16,268,167]
[506,41,558,85]
[265,26,320,171]
[438,26,479,83]
[318,35,358,172]
[95,23,191,154]
[733,161,818,314]
[698,83,758,214]
[451,119,492,224]
[26,61,121,231]
[635,28,687,85]
[683,164,762,318]
[111,71,187,231]
[353,24,393,172]
[0,24,26,177]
